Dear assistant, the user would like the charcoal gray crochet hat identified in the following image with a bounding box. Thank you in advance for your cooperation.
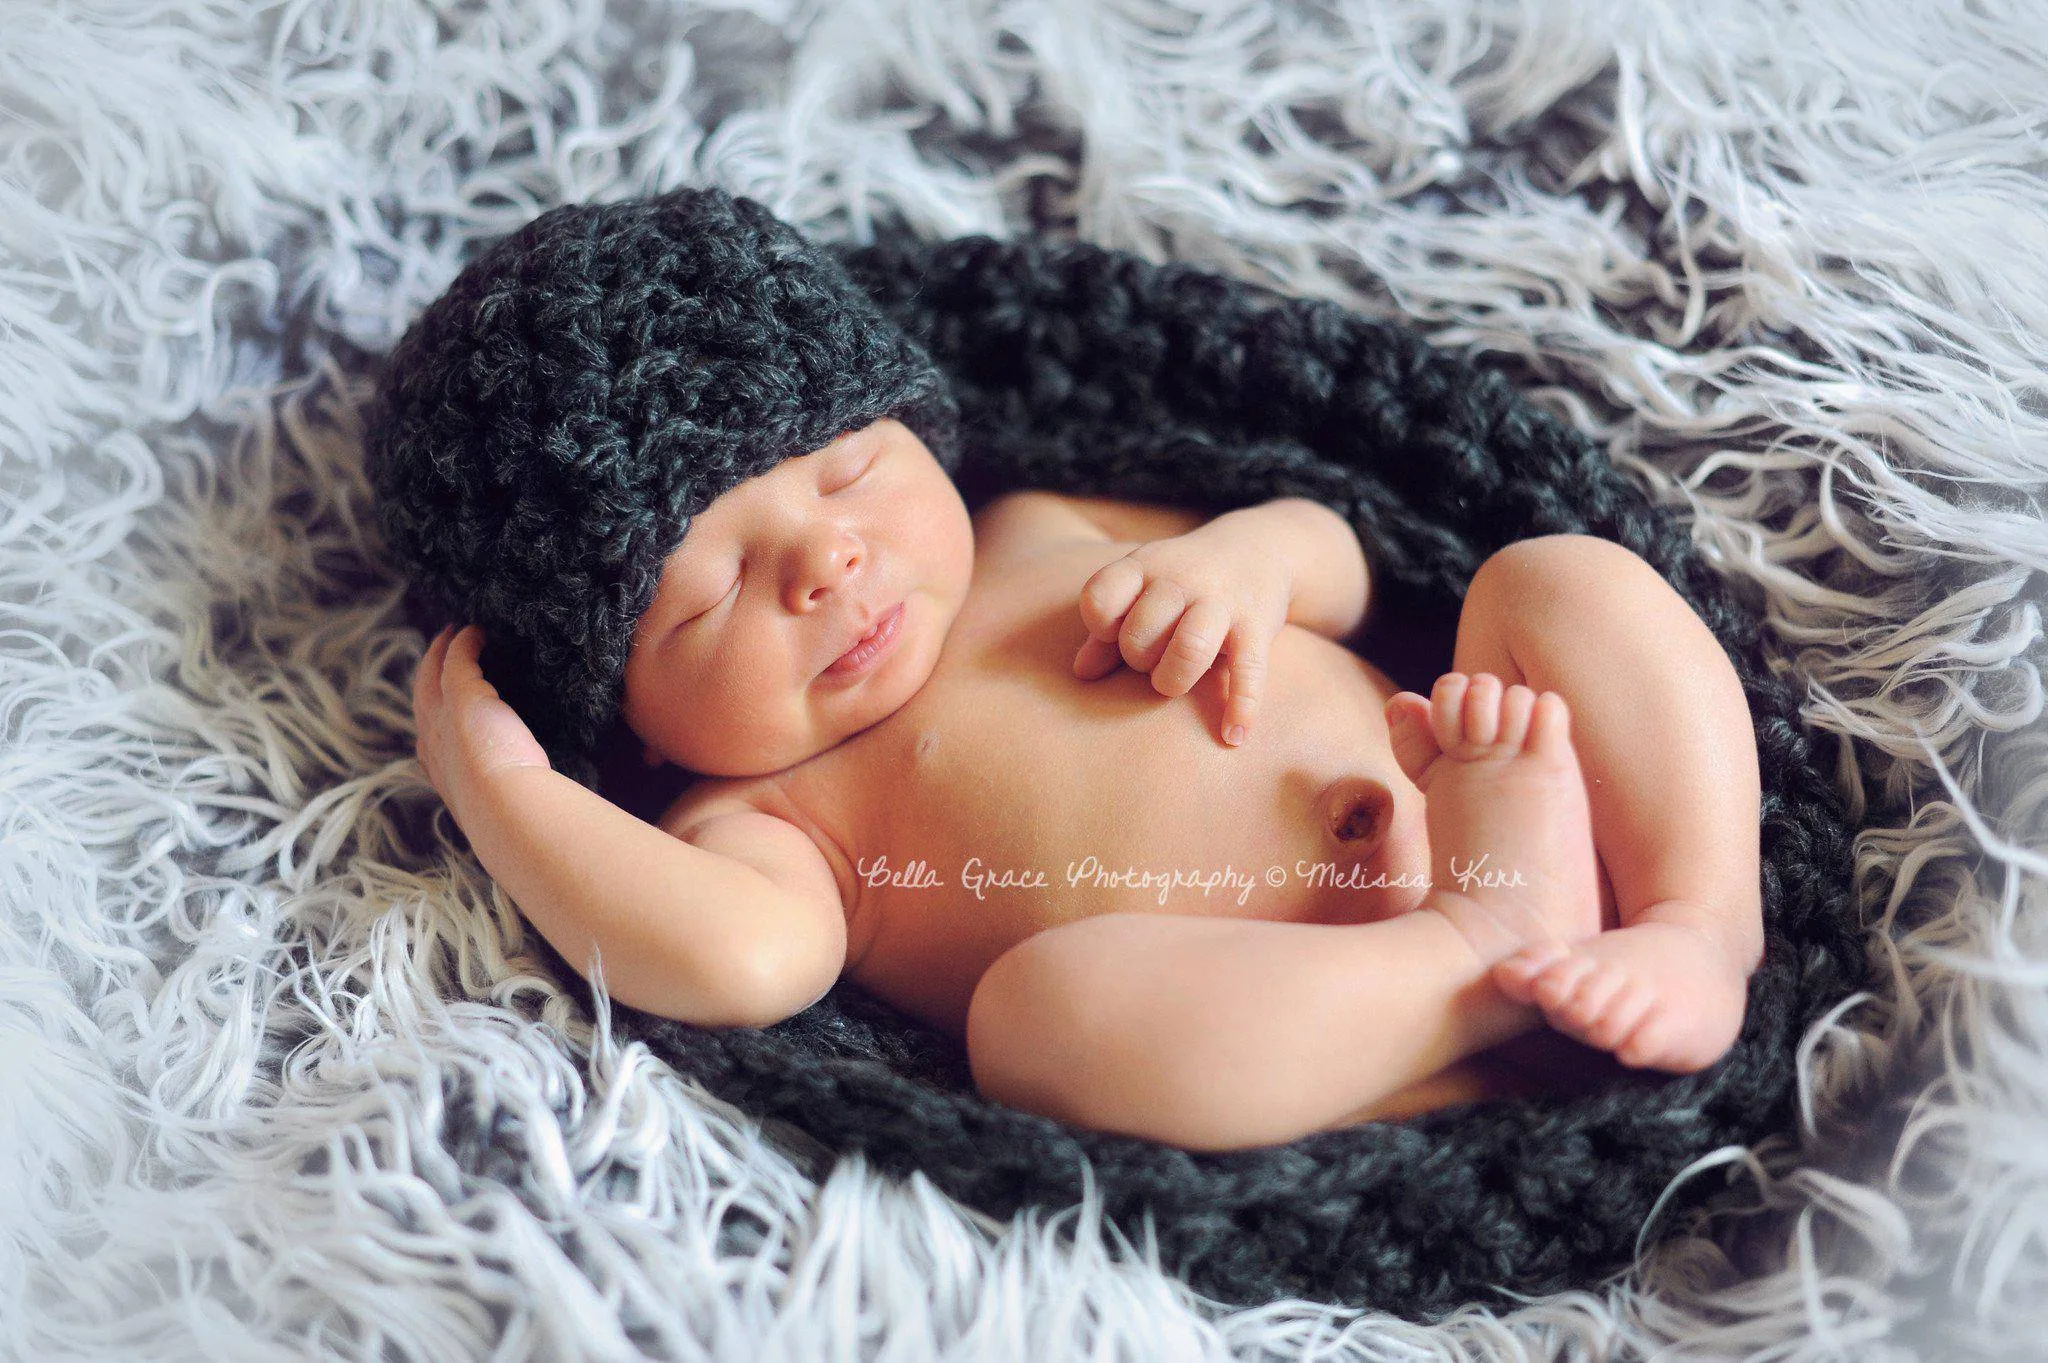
[365,186,962,787]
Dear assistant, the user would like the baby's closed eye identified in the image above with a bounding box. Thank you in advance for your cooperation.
[828,446,878,491]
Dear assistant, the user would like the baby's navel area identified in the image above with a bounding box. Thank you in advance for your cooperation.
[801,577,1437,1040]
[1322,773,1398,848]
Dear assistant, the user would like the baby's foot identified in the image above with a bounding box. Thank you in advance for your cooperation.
[1494,921,1748,1072]
[1384,673,1603,967]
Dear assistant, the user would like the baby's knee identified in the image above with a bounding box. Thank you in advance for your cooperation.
[1470,533,1728,675]
[1470,534,1661,612]
[963,929,1108,1120]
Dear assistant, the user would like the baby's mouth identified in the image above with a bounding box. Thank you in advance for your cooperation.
[843,614,883,655]
[824,600,905,677]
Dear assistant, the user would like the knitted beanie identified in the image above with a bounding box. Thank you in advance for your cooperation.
[364,186,962,787]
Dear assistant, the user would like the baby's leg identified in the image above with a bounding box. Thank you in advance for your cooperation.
[1423,534,1766,1072]
[964,679,1599,1152]
[967,909,1529,1151]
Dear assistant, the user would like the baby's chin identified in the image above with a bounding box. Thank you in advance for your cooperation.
[638,726,815,781]
[664,741,829,781]
[662,699,920,778]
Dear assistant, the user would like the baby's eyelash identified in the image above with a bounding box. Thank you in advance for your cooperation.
[830,453,877,492]
[685,575,738,623]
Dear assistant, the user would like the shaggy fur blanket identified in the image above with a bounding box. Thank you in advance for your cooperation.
[5,0,2045,1357]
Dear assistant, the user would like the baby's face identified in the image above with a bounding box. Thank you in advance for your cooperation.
[622,418,975,777]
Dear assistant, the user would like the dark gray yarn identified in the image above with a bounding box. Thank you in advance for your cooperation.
[557,230,1865,1319]
[362,186,960,788]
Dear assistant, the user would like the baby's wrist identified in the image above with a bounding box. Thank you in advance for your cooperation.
[444,758,555,846]
[1225,498,1367,642]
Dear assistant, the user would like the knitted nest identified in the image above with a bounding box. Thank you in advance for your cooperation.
[559,229,1864,1318]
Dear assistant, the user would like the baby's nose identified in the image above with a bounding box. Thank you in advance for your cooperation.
[1321,775,1394,853]
[792,530,864,609]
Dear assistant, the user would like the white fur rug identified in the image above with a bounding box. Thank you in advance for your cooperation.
[5,0,2045,1357]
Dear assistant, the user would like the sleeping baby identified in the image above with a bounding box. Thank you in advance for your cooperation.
[372,188,1765,1153]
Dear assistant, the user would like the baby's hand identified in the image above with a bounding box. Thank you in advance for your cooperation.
[1072,516,1290,746]
[412,623,551,822]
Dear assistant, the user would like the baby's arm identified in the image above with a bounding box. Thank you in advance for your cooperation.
[413,625,846,1028]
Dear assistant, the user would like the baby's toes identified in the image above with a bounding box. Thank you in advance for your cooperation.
[1457,672,1508,752]
[1617,996,1743,1073]
[1530,952,1662,1054]
[1492,942,1567,1006]
[1613,1001,1704,1071]
[1522,690,1575,763]
[1428,672,1475,755]
[1615,1017,1669,1071]
[1565,959,1631,1030]
[1494,684,1538,753]
[1433,671,1519,758]
[1384,692,1441,786]
[1584,979,1656,1054]
[1555,960,1633,1046]
[1531,951,1600,1020]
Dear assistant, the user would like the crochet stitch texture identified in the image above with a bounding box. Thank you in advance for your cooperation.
[363,187,960,788]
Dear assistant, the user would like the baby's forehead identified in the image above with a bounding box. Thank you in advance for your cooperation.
[645,421,887,590]
[667,449,835,540]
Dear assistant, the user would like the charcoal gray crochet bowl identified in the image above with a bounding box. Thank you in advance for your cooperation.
[531,228,1863,1319]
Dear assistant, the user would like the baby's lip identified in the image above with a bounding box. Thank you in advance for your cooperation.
[824,599,898,674]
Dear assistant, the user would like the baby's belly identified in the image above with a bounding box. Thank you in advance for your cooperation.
[840,627,1431,1039]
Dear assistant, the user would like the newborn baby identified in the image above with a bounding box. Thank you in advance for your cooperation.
[377,186,1763,1153]
[410,415,1765,1153]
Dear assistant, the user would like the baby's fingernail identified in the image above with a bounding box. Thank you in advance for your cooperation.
[1225,725,1246,746]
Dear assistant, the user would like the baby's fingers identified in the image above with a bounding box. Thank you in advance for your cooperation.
[1077,559,1146,643]
[440,623,509,721]
[439,624,553,777]
[1073,632,1123,681]
[1148,597,1231,698]
[413,623,455,723]
[1112,581,1192,675]
[442,620,492,683]
[1074,559,1146,681]
[1220,627,1268,747]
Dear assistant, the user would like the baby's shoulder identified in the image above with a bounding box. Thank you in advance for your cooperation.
[970,490,1110,564]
